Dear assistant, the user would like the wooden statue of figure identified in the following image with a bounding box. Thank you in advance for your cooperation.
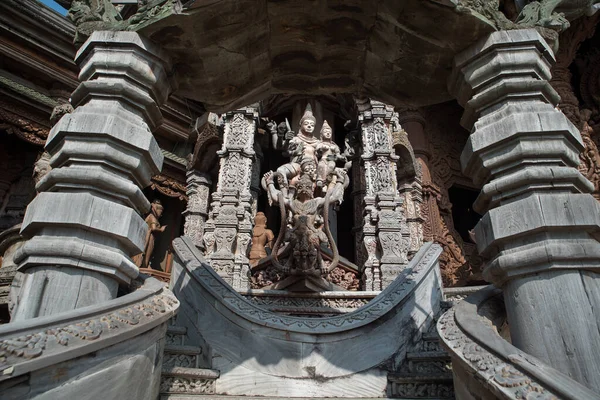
[134,199,167,269]
[249,212,274,266]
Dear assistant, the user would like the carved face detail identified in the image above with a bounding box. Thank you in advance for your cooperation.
[296,175,315,199]
[301,119,315,135]
[152,201,164,218]
[255,212,267,226]
[321,126,332,140]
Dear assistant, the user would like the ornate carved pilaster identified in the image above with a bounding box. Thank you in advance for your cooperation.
[352,162,367,267]
[11,31,171,320]
[183,170,212,249]
[359,100,409,289]
[250,141,263,217]
[450,29,600,391]
[394,110,424,259]
[203,107,257,289]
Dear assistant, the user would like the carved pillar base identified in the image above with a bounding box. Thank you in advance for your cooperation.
[11,32,171,320]
[450,29,600,391]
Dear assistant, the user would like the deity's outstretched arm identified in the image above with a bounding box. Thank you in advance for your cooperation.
[269,120,295,152]
[262,171,281,205]
[328,169,350,204]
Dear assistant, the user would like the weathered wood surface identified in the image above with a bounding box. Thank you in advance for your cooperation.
[438,286,600,400]
[170,236,443,397]
[139,0,496,112]
[0,277,179,400]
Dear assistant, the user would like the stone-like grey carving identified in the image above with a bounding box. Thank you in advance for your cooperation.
[0,276,178,400]
[183,170,212,249]
[438,286,599,400]
[171,236,443,397]
[202,107,258,289]
[159,376,216,395]
[449,29,600,392]
[11,31,171,320]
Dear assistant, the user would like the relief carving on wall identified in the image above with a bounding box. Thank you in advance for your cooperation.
[422,105,483,287]
[551,15,600,199]
[151,174,187,201]
[0,101,49,146]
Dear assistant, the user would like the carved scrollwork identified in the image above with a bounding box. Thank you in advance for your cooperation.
[151,174,187,201]
[0,105,49,146]
[437,295,572,400]
[0,292,178,373]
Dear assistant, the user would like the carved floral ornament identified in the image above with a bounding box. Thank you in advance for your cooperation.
[0,105,49,146]
[151,174,188,201]
[0,286,178,377]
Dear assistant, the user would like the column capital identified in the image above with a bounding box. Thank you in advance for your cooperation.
[73,31,175,130]
[449,29,558,130]
[395,108,426,126]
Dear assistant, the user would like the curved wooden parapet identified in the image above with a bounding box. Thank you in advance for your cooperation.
[0,277,178,399]
[171,236,443,397]
[438,286,600,400]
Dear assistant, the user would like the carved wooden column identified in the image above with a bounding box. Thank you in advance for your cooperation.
[203,107,257,289]
[351,163,368,268]
[395,110,424,258]
[450,29,600,391]
[250,141,263,217]
[183,170,212,249]
[11,32,171,320]
[359,100,409,289]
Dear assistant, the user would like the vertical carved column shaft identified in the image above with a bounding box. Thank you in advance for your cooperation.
[396,111,425,258]
[352,163,367,267]
[450,29,600,390]
[184,170,212,249]
[359,101,409,289]
[205,107,257,289]
[12,32,171,320]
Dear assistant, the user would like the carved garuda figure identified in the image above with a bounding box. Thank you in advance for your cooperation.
[262,169,348,279]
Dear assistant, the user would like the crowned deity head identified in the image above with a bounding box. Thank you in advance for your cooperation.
[320,120,333,141]
[299,104,317,137]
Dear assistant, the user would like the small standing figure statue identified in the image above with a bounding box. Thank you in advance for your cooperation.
[134,199,167,269]
[315,120,345,193]
[249,212,275,266]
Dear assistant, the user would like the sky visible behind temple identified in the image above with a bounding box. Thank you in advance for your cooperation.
[39,0,67,16]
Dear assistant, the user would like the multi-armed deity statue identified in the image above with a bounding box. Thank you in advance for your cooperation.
[260,105,350,289]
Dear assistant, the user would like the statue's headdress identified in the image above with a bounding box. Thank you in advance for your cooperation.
[299,103,316,126]
[320,120,332,134]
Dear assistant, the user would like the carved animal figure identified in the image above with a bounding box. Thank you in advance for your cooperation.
[517,0,600,31]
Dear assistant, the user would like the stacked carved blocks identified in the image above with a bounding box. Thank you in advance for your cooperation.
[161,324,219,398]
[12,32,171,320]
[449,29,600,391]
